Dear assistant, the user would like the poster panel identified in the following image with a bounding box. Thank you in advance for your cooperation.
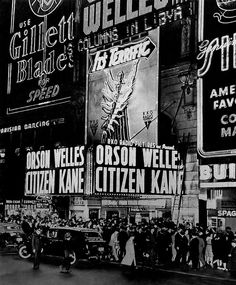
[7,0,75,114]
[87,28,159,145]
[25,146,85,196]
[197,0,236,157]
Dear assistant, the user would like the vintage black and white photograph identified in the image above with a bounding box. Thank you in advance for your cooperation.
[0,0,236,284]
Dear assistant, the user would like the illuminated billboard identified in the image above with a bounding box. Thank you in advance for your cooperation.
[76,0,194,51]
[7,0,75,114]
[198,0,236,157]
[93,144,183,196]
[25,146,85,195]
[86,28,159,145]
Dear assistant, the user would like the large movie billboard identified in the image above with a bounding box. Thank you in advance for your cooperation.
[198,0,236,157]
[87,28,159,145]
[7,0,75,114]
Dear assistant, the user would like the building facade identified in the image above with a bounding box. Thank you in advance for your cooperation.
[0,0,201,225]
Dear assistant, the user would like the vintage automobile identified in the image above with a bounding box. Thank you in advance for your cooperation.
[18,227,106,265]
[0,223,24,250]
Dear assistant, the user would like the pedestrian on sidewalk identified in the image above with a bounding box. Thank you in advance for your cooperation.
[31,227,43,270]
[228,238,236,277]
[189,230,199,270]
[118,226,128,261]
[121,231,136,268]
[198,231,206,268]
[174,226,189,269]
[205,230,213,268]
[60,232,73,273]
[109,227,120,262]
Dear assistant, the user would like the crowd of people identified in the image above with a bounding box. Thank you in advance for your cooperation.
[1,213,236,274]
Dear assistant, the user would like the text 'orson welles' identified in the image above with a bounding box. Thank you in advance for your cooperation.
[94,145,183,195]
[25,146,85,195]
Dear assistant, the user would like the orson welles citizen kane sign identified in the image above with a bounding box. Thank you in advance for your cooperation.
[7,0,75,114]
[94,144,183,195]
[25,146,84,195]
[197,0,236,157]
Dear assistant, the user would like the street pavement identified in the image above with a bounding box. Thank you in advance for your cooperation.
[0,252,236,285]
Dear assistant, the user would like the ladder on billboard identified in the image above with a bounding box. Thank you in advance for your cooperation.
[172,133,190,226]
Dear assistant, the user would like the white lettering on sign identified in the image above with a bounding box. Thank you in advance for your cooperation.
[91,38,155,72]
[151,169,183,194]
[200,163,236,181]
[24,120,50,130]
[54,146,85,168]
[94,144,182,195]
[9,12,74,86]
[83,0,169,35]
[96,145,136,167]
[26,84,59,103]
[25,146,85,195]
[59,168,84,194]
[95,167,145,194]
[0,125,21,133]
[25,170,55,194]
[26,150,50,169]
[218,210,236,217]
[197,33,236,77]
[142,148,179,169]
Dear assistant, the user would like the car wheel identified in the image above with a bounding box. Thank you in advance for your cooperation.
[69,251,77,265]
[18,245,31,259]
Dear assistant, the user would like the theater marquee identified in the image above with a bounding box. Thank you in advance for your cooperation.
[198,0,236,157]
[7,0,75,114]
[93,144,183,196]
[25,146,85,195]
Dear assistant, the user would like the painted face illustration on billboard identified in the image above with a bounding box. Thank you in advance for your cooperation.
[100,60,139,143]
[29,0,62,17]
[214,0,236,23]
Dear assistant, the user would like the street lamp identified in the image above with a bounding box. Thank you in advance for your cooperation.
[178,67,196,120]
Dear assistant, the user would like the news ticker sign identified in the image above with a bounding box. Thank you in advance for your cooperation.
[197,0,236,157]
[200,163,236,188]
[25,144,183,196]
[77,0,194,51]
[7,0,74,114]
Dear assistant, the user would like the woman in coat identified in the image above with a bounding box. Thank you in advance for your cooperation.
[121,232,136,267]
[109,227,120,261]
[205,231,213,268]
